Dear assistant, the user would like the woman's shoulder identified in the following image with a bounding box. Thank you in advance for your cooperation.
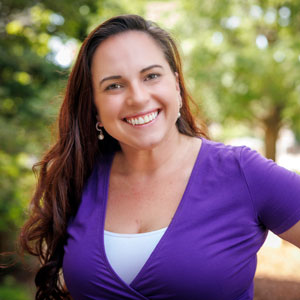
[198,137,280,180]
[200,137,248,163]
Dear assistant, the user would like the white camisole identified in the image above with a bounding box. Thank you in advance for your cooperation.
[104,227,168,285]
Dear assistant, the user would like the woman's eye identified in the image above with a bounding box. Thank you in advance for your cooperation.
[145,73,160,81]
[105,83,122,91]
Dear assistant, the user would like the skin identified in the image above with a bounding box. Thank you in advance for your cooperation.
[279,221,300,248]
[91,31,202,233]
[91,30,201,174]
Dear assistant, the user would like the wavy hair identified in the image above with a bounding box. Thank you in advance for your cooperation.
[19,14,208,299]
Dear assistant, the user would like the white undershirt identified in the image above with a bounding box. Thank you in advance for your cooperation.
[104,227,167,285]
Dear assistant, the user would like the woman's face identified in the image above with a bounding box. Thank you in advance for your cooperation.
[91,30,181,151]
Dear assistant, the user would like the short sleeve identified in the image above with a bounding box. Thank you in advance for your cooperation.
[240,147,300,235]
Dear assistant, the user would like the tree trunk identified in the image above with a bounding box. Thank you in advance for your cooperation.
[262,107,282,161]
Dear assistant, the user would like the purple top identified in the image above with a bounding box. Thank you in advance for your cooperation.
[63,138,300,300]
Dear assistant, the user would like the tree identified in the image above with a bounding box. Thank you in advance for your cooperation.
[0,0,106,272]
[173,0,300,160]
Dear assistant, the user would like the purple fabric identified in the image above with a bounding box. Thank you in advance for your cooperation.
[63,138,300,300]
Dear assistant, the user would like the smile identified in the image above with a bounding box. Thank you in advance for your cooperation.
[124,110,159,126]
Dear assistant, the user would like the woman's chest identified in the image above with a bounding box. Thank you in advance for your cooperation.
[64,192,263,300]
[63,148,265,299]
[104,172,189,233]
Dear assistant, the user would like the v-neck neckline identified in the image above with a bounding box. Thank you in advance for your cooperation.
[99,138,206,292]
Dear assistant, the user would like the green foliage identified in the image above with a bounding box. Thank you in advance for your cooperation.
[173,0,300,150]
[0,150,36,231]
[0,276,33,300]
[0,1,63,252]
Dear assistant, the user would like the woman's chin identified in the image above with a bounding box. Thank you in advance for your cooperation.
[119,135,168,152]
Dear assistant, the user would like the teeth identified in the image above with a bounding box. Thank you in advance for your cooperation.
[125,110,159,126]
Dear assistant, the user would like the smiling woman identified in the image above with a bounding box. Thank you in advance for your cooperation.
[19,14,300,300]
[91,31,183,151]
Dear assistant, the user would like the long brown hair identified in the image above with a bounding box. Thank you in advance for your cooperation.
[19,14,208,299]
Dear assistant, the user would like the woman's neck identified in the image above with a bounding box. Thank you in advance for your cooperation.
[113,133,200,176]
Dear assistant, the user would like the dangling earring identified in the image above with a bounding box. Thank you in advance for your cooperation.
[96,122,104,140]
[178,96,182,119]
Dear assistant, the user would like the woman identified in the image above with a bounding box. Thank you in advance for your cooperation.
[20,14,300,300]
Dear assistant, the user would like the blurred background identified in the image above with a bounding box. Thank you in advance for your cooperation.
[0,0,300,299]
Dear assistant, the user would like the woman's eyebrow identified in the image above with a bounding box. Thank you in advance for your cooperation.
[99,75,122,86]
[99,65,163,86]
[141,64,163,73]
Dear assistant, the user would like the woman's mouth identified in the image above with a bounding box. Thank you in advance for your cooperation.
[124,110,159,126]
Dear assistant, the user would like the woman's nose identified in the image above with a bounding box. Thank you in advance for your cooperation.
[126,81,149,106]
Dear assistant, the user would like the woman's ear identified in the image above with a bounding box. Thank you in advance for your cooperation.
[96,115,103,126]
[174,72,180,93]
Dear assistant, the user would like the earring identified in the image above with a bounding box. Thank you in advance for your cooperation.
[96,122,104,140]
[178,96,182,119]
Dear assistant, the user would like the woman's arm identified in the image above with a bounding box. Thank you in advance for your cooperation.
[279,220,300,248]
